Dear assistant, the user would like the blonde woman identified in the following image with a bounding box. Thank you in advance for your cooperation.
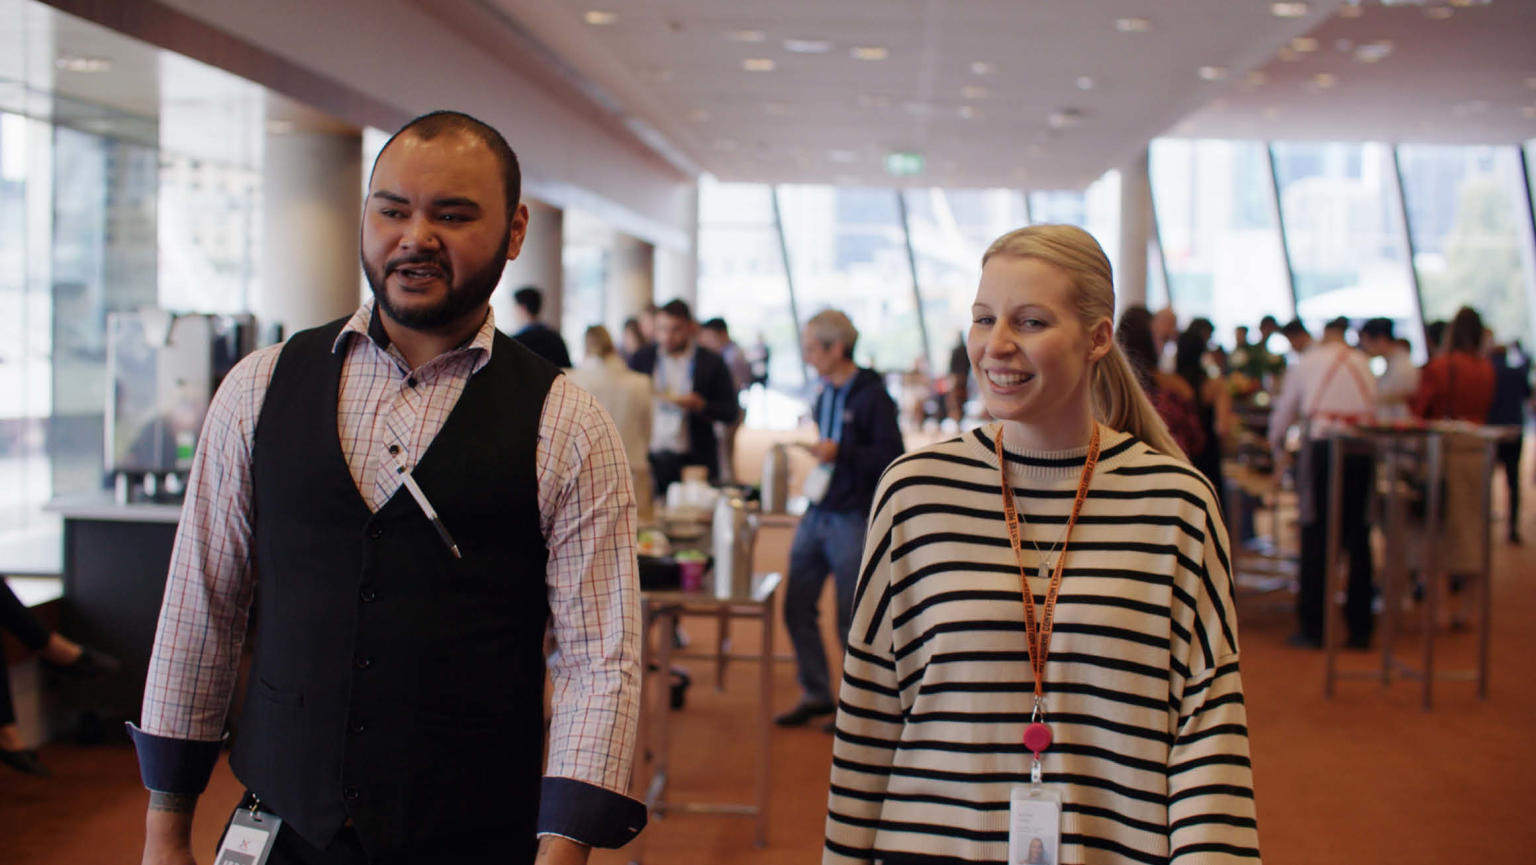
[824,225,1258,865]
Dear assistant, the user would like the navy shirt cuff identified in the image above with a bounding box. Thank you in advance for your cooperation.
[127,723,224,796]
[536,777,648,848]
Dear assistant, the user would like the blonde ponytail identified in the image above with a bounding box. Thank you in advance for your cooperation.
[982,224,1190,462]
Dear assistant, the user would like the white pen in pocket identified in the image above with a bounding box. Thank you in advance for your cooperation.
[391,456,462,559]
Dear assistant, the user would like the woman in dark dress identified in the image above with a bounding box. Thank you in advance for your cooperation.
[1175,327,1231,497]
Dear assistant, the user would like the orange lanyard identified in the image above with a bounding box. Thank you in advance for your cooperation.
[995,423,1101,706]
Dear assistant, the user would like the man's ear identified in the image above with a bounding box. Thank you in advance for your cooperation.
[506,202,530,261]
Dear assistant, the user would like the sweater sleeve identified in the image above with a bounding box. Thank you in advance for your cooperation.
[824,474,904,864]
[1167,510,1261,863]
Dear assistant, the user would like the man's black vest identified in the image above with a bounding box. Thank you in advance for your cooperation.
[232,317,558,856]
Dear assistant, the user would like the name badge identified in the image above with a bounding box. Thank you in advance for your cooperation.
[803,463,833,504]
[215,805,281,865]
[1008,785,1062,865]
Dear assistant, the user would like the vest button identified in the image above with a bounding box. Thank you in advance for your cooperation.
[354,656,372,670]
[368,526,383,539]
[387,444,400,455]
[407,377,418,388]
[359,587,377,603]
[343,786,360,801]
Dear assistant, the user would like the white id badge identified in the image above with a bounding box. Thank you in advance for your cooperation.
[214,806,281,865]
[1008,785,1062,865]
[803,463,833,504]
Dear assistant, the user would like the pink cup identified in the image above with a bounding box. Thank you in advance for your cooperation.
[678,559,706,592]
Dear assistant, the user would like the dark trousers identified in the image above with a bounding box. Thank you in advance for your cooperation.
[1298,444,1375,643]
[0,579,52,726]
[783,508,867,705]
[1497,438,1523,537]
[226,801,531,865]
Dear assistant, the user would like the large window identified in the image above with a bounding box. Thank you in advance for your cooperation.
[1399,145,1535,348]
[1272,142,1421,355]
[1150,139,1290,346]
[776,185,925,377]
[1029,170,1122,278]
[695,176,799,389]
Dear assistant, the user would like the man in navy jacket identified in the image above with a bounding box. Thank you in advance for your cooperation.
[775,309,904,728]
[627,299,740,497]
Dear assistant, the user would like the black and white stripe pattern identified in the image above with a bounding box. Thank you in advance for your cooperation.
[825,424,1259,865]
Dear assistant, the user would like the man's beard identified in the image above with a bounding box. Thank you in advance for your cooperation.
[363,236,510,331]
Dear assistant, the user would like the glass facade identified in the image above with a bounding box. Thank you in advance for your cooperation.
[1272,141,1421,353]
[1150,139,1291,346]
[1399,144,1535,348]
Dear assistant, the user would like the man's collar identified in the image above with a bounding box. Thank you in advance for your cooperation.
[334,298,497,371]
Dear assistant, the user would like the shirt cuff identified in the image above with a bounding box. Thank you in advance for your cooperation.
[127,723,224,796]
[536,776,648,848]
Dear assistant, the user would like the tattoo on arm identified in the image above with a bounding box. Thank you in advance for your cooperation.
[148,791,198,814]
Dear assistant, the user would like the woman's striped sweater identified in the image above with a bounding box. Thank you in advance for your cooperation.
[824,423,1259,865]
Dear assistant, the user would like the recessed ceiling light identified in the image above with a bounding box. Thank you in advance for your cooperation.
[1448,0,1487,7]
[55,55,112,73]
[851,46,889,61]
[1338,4,1364,17]
[1277,47,1301,63]
[687,109,711,122]
[1291,37,1319,53]
[971,61,997,76]
[742,58,776,72]
[1076,76,1096,91]
[1312,73,1337,89]
[725,29,765,43]
[1198,66,1229,81]
[1270,2,1309,18]
[583,10,617,26]
[1355,41,1393,63]
[1115,17,1151,33]
[958,106,978,119]
[264,120,295,135]
[1246,70,1268,86]
[784,39,832,54]
[1263,106,1282,119]
[1424,7,1453,19]
[1048,109,1082,129]
[962,85,990,99]
[827,149,859,164]
[903,101,933,116]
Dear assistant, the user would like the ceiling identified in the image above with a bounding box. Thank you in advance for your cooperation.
[471,0,1344,190]
[1175,0,1536,145]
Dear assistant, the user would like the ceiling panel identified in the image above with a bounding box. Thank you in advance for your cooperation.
[475,0,1342,189]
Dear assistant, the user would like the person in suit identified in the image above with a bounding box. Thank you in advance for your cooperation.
[509,285,572,367]
[627,299,739,496]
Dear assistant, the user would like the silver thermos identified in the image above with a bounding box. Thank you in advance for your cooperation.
[712,492,757,600]
[761,443,789,514]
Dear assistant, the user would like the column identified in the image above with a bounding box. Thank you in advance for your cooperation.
[259,130,363,334]
[608,233,655,335]
[495,197,563,330]
[1118,147,1153,313]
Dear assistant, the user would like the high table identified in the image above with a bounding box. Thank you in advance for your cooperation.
[630,571,782,864]
[1322,424,1519,708]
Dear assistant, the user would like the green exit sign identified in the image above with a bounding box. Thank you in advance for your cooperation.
[885,152,925,176]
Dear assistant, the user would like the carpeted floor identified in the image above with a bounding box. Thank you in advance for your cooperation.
[4,425,1533,864]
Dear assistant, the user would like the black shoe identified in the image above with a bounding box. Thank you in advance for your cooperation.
[44,646,121,678]
[1344,634,1372,651]
[1285,632,1322,650]
[1510,530,1523,546]
[0,747,50,777]
[774,700,834,727]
